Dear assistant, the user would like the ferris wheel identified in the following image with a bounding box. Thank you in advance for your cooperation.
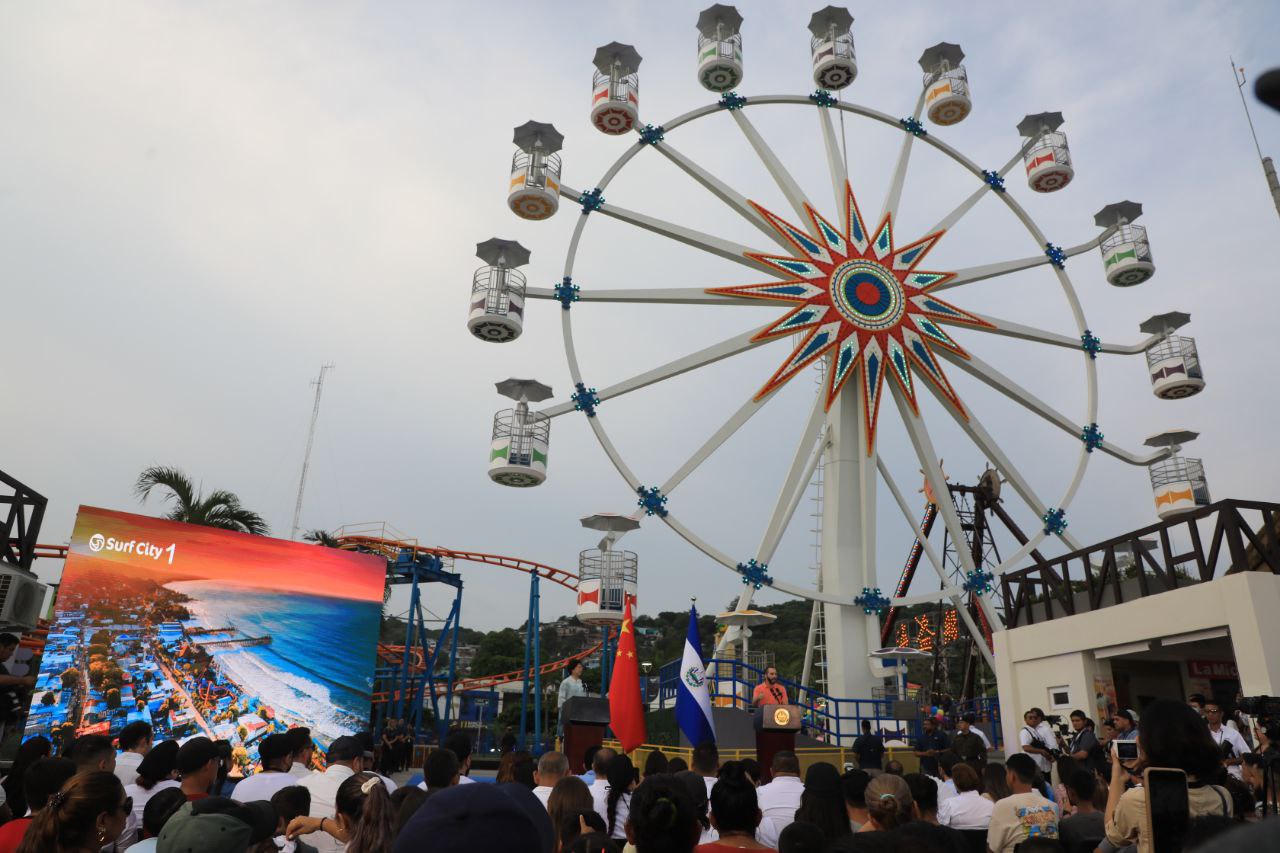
[468,5,1210,701]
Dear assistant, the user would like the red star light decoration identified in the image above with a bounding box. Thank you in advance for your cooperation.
[708,182,991,453]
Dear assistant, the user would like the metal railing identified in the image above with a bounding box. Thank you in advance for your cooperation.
[656,656,920,745]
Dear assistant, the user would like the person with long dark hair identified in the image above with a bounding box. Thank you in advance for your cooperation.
[643,750,669,779]
[795,762,850,845]
[549,775,595,848]
[1,736,50,818]
[674,770,716,845]
[981,763,1012,803]
[16,770,129,853]
[1103,698,1232,853]
[700,771,771,850]
[600,753,636,841]
[286,772,394,853]
[625,774,700,853]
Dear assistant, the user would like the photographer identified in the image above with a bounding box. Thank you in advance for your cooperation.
[1018,709,1059,776]
[1066,711,1104,773]
[1103,699,1231,853]
[1204,700,1251,780]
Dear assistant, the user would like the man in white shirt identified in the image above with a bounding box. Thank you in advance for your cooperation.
[587,747,615,806]
[298,736,364,853]
[232,734,298,803]
[1018,708,1059,775]
[288,727,315,779]
[692,742,720,800]
[937,762,994,830]
[532,751,569,808]
[755,751,804,848]
[444,732,477,784]
[418,747,461,793]
[1205,700,1251,780]
[114,721,152,788]
[935,753,959,803]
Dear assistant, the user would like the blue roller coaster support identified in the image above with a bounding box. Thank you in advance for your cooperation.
[372,548,463,747]
[519,571,543,752]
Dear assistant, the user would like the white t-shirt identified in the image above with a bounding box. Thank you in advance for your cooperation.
[1210,724,1251,780]
[115,751,145,788]
[755,775,805,848]
[591,781,631,840]
[1019,723,1058,774]
[231,770,298,803]
[298,765,355,853]
[938,789,995,830]
[987,790,1060,853]
[532,785,553,808]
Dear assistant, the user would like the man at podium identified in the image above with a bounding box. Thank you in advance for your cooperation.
[751,666,789,708]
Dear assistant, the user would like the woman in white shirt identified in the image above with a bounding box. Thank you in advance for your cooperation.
[598,754,636,841]
[122,740,181,846]
[937,764,994,830]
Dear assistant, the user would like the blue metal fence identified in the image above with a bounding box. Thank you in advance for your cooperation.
[657,657,922,744]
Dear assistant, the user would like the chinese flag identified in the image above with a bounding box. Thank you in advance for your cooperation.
[608,599,646,753]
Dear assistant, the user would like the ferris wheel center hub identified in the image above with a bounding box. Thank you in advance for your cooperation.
[831,260,906,330]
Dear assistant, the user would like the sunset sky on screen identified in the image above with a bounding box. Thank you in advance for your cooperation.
[62,505,385,603]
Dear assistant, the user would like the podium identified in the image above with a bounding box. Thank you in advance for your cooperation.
[754,704,802,783]
[562,697,610,774]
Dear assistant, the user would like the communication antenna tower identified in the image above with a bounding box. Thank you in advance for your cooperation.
[291,363,335,540]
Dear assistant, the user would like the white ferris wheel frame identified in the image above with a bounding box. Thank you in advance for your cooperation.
[523,93,1175,672]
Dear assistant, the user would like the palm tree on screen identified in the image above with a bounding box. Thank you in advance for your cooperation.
[133,465,270,535]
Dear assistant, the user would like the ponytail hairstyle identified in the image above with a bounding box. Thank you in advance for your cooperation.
[17,770,126,853]
[335,772,394,853]
[863,773,915,831]
[605,753,636,836]
[627,774,699,853]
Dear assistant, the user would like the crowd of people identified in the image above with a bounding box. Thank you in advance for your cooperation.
[0,689,1275,853]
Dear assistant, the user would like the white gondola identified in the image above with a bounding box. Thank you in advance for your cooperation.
[591,42,642,136]
[1018,111,1073,193]
[808,6,857,91]
[696,4,744,93]
[1140,312,1205,399]
[1095,201,1155,286]
[1145,431,1211,519]
[919,42,971,126]
[577,514,639,624]
[508,121,564,221]
[468,238,530,343]
[489,378,553,487]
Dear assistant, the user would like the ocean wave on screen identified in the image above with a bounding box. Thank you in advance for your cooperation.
[214,649,358,741]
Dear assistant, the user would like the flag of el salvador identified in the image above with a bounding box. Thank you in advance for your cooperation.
[675,604,716,746]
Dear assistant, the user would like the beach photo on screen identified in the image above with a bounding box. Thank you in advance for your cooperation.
[24,505,385,776]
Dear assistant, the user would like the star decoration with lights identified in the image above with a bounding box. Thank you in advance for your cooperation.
[707,182,991,452]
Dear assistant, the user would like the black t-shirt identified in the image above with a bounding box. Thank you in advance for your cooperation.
[854,734,886,769]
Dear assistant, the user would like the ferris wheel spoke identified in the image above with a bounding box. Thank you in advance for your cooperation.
[880,91,927,222]
[729,109,816,224]
[916,374,1088,562]
[817,107,848,215]
[960,312,1165,355]
[930,231,1112,293]
[558,183,784,276]
[650,141,797,252]
[876,455,966,605]
[538,325,775,419]
[926,146,1029,235]
[933,348,1174,467]
[888,381,1004,643]
[525,286,763,306]
[661,391,778,495]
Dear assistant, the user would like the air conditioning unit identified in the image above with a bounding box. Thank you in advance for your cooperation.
[0,566,47,631]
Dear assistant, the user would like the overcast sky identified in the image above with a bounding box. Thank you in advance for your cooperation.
[5,1,1280,636]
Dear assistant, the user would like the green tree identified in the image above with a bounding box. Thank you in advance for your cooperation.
[40,691,56,706]
[60,668,81,689]
[105,688,121,710]
[134,466,269,534]
[303,529,341,547]
[469,628,525,678]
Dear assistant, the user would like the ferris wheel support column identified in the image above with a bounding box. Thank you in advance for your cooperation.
[821,380,881,716]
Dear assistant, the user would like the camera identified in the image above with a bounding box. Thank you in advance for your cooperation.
[1238,695,1280,718]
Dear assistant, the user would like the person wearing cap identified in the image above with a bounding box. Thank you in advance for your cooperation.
[156,796,277,853]
[232,734,299,803]
[177,737,222,802]
[1112,709,1139,741]
[297,736,365,853]
[288,728,315,779]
